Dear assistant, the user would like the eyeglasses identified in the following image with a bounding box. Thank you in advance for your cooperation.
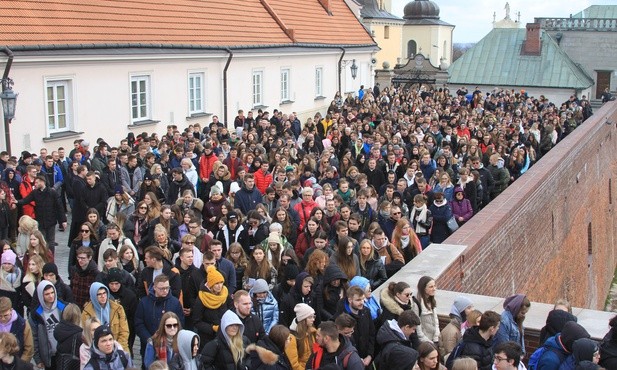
[401,293,411,297]
[392,212,401,215]
[139,206,148,210]
[156,286,171,291]
[494,356,508,362]
[77,256,89,261]
[80,229,90,233]
[183,242,195,245]
[96,292,107,297]
[165,323,179,329]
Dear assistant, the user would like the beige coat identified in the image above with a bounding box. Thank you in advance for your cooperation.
[81,299,129,350]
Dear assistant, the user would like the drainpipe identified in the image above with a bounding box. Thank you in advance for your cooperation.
[0,47,13,155]
[223,48,233,126]
[338,47,346,94]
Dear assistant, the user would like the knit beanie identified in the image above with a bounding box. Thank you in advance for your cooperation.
[206,265,225,287]
[1,250,16,266]
[252,279,269,294]
[451,296,473,322]
[267,232,281,245]
[42,262,59,277]
[107,268,124,284]
[93,325,113,349]
[284,264,299,281]
[294,303,315,322]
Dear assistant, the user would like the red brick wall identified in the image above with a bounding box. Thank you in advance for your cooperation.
[439,103,617,309]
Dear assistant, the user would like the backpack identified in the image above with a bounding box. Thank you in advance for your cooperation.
[86,350,129,370]
[445,341,466,370]
[527,344,567,370]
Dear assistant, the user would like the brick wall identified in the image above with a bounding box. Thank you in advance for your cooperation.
[439,102,617,309]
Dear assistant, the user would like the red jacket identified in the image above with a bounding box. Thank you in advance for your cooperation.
[198,153,218,181]
[253,169,273,195]
[294,199,318,231]
[19,177,35,218]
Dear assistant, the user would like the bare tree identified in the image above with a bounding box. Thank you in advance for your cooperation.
[453,43,475,62]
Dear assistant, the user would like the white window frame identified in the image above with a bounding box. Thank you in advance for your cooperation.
[188,72,205,115]
[45,79,73,134]
[252,70,264,107]
[315,67,323,97]
[280,68,290,102]
[130,75,151,122]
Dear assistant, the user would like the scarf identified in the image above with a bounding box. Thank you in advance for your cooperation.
[399,235,410,249]
[198,285,229,309]
[413,205,428,234]
[156,339,168,363]
[94,300,111,326]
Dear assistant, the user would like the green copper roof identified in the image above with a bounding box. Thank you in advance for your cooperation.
[448,28,593,89]
[572,5,617,19]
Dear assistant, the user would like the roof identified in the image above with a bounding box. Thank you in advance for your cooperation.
[0,0,376,49]
[572,5,617,19]
[355,0,402,21]
[404,19,454,26]
[448,28,594,90]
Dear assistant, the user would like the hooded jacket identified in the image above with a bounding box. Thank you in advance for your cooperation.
[279,272,314,327]
[321,264,348,321]
[375,320,418,370]
[169,329,204,370]
[246,337,292,370]
[169,174,195,204]
[559,338,599,370]
[494,294,526,353]
[53,318,83,359]
[0,309,34,362]
[540,310,578,346]
[81,283,130,350]
[201,310,249,370]
[29,281,66,367]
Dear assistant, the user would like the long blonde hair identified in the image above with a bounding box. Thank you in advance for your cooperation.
[228,329,244,365]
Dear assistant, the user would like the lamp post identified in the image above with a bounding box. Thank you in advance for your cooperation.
[0,47,16,155]
[350,59,358,80]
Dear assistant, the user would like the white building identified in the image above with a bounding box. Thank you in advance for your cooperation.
[0,0,377,153]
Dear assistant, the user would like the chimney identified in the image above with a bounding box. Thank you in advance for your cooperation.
[318,0,332,15]
[522,23,541,55]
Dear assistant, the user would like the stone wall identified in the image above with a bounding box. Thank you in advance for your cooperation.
[438,101,617,309]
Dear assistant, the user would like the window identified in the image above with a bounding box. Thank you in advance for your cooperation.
[384,26,390,39]
[188,72,205,115]
[252,71,263,107]
[280,68,290,101]
[131,75,151,122]
[407,40,417,58]
[315,67,323,97]
[46,80,72,133]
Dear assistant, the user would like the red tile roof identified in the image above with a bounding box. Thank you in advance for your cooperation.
[0,0,375,48]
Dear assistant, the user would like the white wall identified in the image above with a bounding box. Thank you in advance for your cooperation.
[3,48,374,153]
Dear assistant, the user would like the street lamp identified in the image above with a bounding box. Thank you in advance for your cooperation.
[1,79,17,122]
[350,59,358,80]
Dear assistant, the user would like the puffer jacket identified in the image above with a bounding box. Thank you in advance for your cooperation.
[457,326,494,370]
[250,289,279,334]
[412,296,440,343]
[81,283,130,350]
[286,327,316,370]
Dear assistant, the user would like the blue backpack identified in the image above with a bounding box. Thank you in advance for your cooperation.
[528,344,566,370]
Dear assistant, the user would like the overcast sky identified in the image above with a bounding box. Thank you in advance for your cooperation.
[391,0,617,43]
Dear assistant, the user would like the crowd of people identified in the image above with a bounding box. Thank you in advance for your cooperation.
[0,83,606,370]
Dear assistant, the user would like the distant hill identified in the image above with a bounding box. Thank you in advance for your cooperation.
[453,43,475,62]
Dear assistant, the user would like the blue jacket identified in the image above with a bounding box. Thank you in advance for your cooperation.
[135,288,185,344]
[420,159,437,180]
[234,185,262,215]
[494,310,525,353]
[250,290,279,334]
[144,339,175,369]
[537,335,568,370]
[216,257,237,294]
[40,163,64,186]
[428,201,453,243]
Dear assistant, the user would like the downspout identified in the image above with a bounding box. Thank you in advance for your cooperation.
[223,48,233,126]
[0,47,14,155]
[338,47,346,94]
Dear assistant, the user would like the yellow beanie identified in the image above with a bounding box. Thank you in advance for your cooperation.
[206,265,225,288]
